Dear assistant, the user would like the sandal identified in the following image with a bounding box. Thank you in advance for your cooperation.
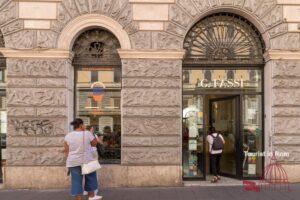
[211,177,218,183]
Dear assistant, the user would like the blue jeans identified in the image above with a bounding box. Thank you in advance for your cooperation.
[69,166,98,196]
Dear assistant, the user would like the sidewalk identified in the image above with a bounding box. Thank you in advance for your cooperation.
[0,184,299,200]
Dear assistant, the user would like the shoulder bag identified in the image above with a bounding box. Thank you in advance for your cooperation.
[81,131,101,175]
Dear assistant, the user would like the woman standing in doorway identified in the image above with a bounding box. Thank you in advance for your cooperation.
[207,127,225,183]
[64,118,102,200]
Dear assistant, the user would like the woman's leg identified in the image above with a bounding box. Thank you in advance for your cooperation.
[216,153,222,176]
[70,166,84,199]
[84,171,98,198]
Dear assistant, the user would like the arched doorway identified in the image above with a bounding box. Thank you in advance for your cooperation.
[72,28,122,164]
[182,13,265,180]
[0,30,6,183]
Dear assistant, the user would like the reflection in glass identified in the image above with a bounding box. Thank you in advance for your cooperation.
[243,95,263,177]
[211,98,237,176]
[76,67,121,164]
[182,95,204,178]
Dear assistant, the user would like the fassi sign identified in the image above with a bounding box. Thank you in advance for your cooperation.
[197,79,244,88]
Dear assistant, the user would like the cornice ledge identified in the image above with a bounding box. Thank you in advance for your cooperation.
[0,48,73,59]
[264,50,300,61]
[118,49,186,59]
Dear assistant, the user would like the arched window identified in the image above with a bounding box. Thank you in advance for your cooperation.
[184,13,265,65]
[73,29,121,164]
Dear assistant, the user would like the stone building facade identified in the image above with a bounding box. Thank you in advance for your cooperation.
[0,0,299,189]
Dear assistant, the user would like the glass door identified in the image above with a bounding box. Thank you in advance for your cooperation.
[209,96,241,178]
[182,95,205,179]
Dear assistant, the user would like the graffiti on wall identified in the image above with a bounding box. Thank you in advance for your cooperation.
[12,120,54,136]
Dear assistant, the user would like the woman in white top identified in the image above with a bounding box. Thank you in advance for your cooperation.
[206,127,225,183]
[64,118,102,200]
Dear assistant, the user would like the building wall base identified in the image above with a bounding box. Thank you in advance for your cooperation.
[4,165,182,189]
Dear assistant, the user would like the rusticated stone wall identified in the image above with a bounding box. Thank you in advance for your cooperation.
[121,59,182,166]
[270,60,300,164]
[6,58,72,167]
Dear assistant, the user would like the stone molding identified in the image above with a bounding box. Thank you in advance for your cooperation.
[277,0,300,4]
[264,50,300,61]
[14,0,62,2]
[57,14,131,50]
[118,49,185,59]
[0,48,73,58]
[129,0,175,3]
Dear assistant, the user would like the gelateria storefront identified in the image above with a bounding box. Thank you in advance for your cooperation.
[182,13,264,180]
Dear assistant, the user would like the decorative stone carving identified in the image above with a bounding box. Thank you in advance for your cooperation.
[261,5,283,29]
[0,1,17,26]
[165,22,186,37]
[6,147,65,166]
[152,32,183,50]
[273,79,300,89]
[8,118,66,136]
[272,60,300,78]
[37,107,67,117]
[75,0,89,14]
[234,0,245,7]
[122,147,181,164]
[209,0,220,7]
[271,33,300,50]
[243,0,263,12]
[117,3,133,27]
[5,30,36,49]
[7,137,65,147]
[130,31,151,49]
[192,0,210,11]
[273,107,300,117]
[7,107,36,117]
[36,78,66,87]
[7,78,36,87]
[169,4,192,27]
[1,20,23,35]
[269,23,288,38]
[7,59,67,77]
[122,89,180,107]
[220,0,234,5]
[255,0,276,18]
[57,3,72,26]
[152,107,181,117]
[37,31,58,48]
[124,22,139,35]
[122,59,181,78]
[99,0,114,16]
[274,117,300,134]
[122,107,152,117]
[123,107,181,117]
[7,89,66,106]
[176,0,198,17]
[123,78,181,88]
[111,0,128,20]
[123,136,180,147]
[273,89,300,106]
[122,118,181,136]
[63,0,80,18]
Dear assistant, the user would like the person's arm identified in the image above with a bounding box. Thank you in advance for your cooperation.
[64,141,69,157]
[88,131,98,147]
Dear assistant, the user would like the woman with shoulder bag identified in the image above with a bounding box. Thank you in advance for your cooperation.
[64,118,102,200]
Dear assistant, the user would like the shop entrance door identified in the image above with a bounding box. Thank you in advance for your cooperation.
[209,96,242,179]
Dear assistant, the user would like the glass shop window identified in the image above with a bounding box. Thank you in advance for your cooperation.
[76,67,121,164]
